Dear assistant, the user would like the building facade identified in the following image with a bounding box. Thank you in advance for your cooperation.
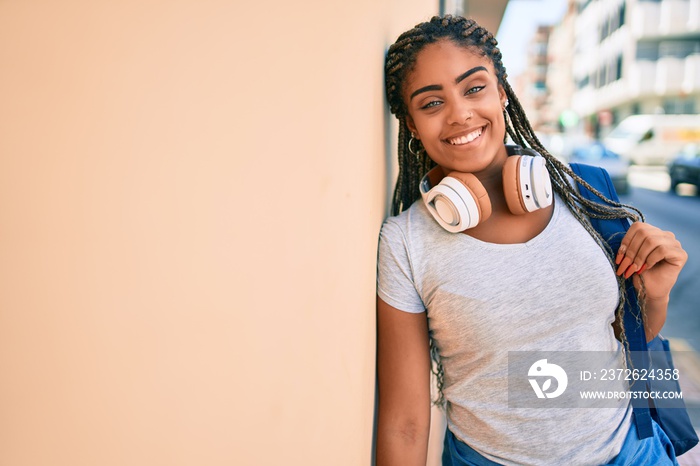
[571,0,700,136]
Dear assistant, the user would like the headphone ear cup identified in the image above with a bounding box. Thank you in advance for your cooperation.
[503,154,553,214]
[447,172,492,225]
[503,155,528,215]
[420,168,492,232]
[529,156,553,209]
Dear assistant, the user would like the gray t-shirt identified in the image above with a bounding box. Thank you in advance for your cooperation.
[377,195,632,465]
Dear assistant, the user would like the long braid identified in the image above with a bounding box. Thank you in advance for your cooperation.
[499,77,646,353]
[385,15,645,408]
[392,122,435,215]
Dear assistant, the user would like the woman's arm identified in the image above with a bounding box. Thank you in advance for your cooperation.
[375,296,432,466]
[615,222,688,341]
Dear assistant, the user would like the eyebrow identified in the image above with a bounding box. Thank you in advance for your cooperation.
[456,66,487,84]
[409,66,488,101]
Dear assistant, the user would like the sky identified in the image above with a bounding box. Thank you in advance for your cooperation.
[496,0,569,79]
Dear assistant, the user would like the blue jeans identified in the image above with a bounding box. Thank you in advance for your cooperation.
[442,420,680,466]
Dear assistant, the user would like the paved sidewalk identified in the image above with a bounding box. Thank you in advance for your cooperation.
[680,443,700,465]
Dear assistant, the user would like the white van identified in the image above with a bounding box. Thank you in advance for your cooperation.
[603,114,700,165]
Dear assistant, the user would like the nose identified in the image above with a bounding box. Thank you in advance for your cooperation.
[447,99,472,125]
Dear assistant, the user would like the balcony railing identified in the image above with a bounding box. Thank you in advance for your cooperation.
[574,54,700,114]
[633,0,700,38]
[629,54,700,95]
[683,53,700,91]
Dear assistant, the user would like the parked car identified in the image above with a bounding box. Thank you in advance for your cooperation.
[668,144,700,194]
[603,114,700,165]
[569,142,630,194]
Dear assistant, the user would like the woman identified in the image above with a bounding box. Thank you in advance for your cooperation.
[375,15,687,466]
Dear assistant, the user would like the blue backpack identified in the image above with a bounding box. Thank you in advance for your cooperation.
[570,162,699,457]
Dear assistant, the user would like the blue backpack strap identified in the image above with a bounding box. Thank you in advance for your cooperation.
[570,163,654,439]
[569,163,631,248]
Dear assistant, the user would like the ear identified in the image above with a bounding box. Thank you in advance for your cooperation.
[405,114,419,139]
[498,85,507,109]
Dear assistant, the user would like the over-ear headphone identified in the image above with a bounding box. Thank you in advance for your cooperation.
[419,145,553,233]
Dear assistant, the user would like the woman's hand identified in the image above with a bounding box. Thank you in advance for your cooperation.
[615,222,688,301]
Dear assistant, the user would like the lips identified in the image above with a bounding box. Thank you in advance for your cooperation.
[446,126,484,145]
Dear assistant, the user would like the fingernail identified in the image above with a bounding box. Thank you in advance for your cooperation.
[615,249,624,265]
[624,264,638,279]
[637,264,647,275]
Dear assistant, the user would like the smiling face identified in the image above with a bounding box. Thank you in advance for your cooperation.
[403,39,508,176]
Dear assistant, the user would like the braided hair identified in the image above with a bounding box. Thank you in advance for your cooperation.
[385,15,646,407]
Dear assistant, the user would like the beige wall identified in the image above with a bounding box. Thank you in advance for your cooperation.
[0,1,437,465]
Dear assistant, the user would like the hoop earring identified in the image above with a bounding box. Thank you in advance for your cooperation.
[408,136,422,159]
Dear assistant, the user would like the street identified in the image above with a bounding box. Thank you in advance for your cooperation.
[618,168,700,455]
[619,167,700,352]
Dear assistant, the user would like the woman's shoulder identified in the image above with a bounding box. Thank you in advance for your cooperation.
[379,200,435,241]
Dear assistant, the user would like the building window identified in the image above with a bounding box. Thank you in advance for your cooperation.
[579,0,593,13]
[600,20,607,42]
[533,81,547,95]
[660,40,700,59]
[619,3,626,28]
[597,66,606,88]
[663,98,696,114]
[636,42,659,61]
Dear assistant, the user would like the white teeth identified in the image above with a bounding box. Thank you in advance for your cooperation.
[448,128,482,145]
